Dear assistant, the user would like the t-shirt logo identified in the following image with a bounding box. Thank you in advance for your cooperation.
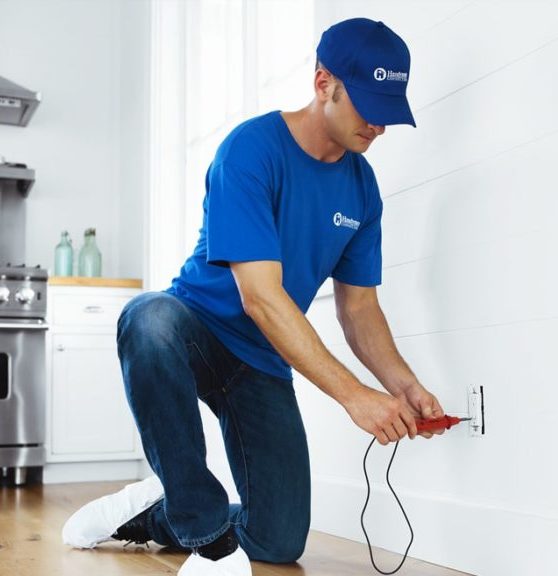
[333,212,360,230]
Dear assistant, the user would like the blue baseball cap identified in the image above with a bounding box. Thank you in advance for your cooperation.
[317,18,416,127]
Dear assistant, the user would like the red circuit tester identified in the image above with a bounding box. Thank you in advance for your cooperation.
[415,414,472,433]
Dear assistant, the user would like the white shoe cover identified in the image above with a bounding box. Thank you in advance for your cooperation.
[178,547,252,576]
[62,475,164,549]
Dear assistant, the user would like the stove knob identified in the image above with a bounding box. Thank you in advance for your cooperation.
[0,286,9,304]
[15,286,35,305]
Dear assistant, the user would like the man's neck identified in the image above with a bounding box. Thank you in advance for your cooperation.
[280,103,345,163]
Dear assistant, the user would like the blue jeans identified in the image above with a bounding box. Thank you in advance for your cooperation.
[116,292,311,562]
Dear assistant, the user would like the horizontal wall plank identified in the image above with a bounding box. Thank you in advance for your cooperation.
[372,34,558,197]
[409,0,558,110]
[382,129,558,267]
[379,226,557,336]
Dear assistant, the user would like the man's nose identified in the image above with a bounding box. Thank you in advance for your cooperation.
[368,124,386,135]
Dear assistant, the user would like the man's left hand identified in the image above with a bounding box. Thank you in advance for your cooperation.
[395,381,445,439]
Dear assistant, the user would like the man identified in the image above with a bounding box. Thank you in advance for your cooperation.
[62,18,445,576]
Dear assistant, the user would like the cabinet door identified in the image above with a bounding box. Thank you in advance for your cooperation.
[51,333,141,459]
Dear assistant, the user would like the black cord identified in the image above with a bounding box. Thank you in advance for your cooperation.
[360,437,414,574]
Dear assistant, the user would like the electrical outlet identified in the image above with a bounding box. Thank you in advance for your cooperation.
[468,385,485,437]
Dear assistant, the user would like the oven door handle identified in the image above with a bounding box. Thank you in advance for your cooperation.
[0,322,49,330]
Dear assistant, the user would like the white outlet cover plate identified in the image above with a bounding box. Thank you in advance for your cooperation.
[468,385,484,437]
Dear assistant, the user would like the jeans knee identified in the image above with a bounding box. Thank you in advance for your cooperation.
[260,542,306,563]
[253,531,308,563]
[117,292,182,350]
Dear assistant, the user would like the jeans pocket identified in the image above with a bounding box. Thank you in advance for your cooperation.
[187,342,218,399]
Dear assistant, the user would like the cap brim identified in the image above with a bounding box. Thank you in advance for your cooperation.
[344,82,417,127]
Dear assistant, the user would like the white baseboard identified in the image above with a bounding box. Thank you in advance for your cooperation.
[311,475,557,576]
[43,460,148,484]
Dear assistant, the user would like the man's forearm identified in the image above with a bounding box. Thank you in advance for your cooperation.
[231,261,423,440]
[338,301,418,396]
[244,287,366,407]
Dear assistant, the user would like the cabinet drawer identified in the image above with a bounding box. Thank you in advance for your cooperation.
[52,294,129,327]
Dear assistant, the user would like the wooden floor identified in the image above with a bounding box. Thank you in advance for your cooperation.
[0,481,473,576]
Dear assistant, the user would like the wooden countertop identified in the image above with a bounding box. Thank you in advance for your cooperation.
[48,277,143,289]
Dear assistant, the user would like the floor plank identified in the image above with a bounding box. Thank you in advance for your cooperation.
[0,481,474,575]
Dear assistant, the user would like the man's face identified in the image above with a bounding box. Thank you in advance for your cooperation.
[323,81,386,153]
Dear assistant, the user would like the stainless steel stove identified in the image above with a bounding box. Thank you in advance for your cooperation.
[0,263,48,485]
[0,263,47,315]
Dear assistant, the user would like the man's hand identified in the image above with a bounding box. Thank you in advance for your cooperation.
[343,385,418,445]
[333,282,447,440]
[394,381,446,439]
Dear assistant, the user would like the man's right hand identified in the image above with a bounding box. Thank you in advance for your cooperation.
[344,385,418,445]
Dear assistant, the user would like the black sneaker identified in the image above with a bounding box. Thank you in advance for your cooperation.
[111,503,156,547]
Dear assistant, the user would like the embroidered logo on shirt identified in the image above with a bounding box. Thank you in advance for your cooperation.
[333,212,360,230]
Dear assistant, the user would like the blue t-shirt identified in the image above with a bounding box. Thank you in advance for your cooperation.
[167,111,383,379]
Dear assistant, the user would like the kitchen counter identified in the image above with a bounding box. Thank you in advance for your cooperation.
[48,277,143,289]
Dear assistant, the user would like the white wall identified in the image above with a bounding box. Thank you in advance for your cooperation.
[299,2,558,576]
[0,0,149,278]
[118,0,151,279]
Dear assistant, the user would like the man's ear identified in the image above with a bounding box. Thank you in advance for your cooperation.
[314,68,335,102]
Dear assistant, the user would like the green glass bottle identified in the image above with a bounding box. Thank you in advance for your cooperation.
[54,231,73,276]
[78,228,102,277]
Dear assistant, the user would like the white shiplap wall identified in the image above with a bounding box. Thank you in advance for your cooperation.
[301,2,558,575]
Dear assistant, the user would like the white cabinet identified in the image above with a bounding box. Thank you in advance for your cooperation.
[46,285,144,463]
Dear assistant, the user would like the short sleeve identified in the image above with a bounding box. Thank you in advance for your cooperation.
[206,160,281,267]
[331,199,383,286]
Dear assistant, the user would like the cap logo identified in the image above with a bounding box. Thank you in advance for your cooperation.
[373,67,387,81]
[374,67,408,82]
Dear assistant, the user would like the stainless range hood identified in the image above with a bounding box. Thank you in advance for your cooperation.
[0,76,41,127]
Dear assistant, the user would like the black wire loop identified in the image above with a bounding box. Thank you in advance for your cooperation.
[361,437,414,574]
